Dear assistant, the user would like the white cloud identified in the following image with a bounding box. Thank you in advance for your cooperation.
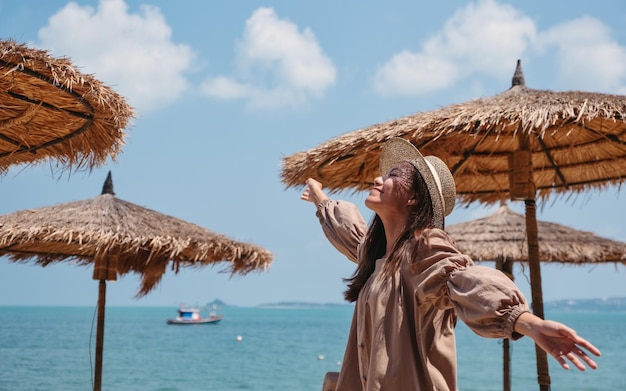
[202,77,254,100]
[373,0,626,97]
[201,7,336,110]
[536,16,626,93]
[373,0,536,96]
[373,51,458,96]
[37,0,195,113]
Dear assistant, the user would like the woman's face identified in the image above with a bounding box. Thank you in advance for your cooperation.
[365,162,415,217]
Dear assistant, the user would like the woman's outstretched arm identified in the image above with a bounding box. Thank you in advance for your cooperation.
[514,311,601,371]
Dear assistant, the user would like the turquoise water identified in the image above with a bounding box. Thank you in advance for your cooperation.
[0,306,622,390]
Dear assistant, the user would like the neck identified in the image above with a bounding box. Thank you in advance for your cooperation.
[380,213,409,257]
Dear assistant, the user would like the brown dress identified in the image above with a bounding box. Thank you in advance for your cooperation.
[315,199,530,391]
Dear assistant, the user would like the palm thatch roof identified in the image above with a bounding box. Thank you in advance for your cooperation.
[0,173,273,296]
[0,39,134,173]
[281,61,626,205]
[446,204,626,265]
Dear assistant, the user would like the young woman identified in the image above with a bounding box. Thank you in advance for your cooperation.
[301,137,600,390]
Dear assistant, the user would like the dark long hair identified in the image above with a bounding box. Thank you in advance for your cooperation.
[344,163,434,302]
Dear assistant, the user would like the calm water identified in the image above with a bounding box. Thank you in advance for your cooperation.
[0,306,622,390]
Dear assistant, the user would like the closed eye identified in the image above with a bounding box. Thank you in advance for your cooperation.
[385,168,401,178]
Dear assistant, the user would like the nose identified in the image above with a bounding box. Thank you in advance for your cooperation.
[373,176,383,186]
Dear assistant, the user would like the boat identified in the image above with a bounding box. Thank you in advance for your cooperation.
[166,305,223,325]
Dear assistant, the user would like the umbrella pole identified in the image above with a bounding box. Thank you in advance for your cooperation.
[513,133,551,390]
[503,338,510,391]
[525,199,551,391]
[497,259,514,391]
[92,251,117,391]
[94,279,106,391]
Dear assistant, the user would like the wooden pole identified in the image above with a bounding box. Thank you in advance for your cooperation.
[512,132,551,390]
[94,279,106,391]
[92,252,117,391]
[525,199,551,391]
[497,259,514,391]
[503,338,510,390]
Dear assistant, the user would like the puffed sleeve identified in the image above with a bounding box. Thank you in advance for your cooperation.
[315,198,367,263]
[414,229,530,339]
[448,265,529,339]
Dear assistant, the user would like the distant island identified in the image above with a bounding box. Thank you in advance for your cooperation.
[205,297,626,312]
[204,299,229,307]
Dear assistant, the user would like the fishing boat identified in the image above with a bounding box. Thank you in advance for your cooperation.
[166,305,223,325]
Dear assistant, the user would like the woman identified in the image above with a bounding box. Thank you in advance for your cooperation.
[301,138,600,390]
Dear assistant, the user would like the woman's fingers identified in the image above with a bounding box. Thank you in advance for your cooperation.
[575,337,602,357]
[552,345,599,371]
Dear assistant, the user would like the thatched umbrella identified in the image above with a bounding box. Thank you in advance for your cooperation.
[0,172,273,391]
[446,204,626,390]
[0,39,134,173]
[447,204,626,266]
[281,60,626,390]
[281,61,626,201]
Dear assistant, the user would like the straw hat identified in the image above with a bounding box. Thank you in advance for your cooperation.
[380,137,456,228]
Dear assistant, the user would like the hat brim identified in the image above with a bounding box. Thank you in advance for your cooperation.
[379,138,446,229]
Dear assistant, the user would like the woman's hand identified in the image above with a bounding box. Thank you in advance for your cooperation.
[514,312,601,371]
[301,178,328,205]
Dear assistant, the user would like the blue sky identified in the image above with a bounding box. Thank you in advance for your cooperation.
[1,0,624,307]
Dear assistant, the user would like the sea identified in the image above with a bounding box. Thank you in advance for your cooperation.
[0,306,623,391]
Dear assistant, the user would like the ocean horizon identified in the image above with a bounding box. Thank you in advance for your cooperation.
[0,305,622,390]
